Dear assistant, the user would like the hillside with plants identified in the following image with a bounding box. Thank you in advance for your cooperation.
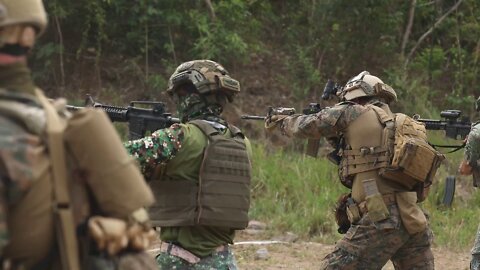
[33,0,479,253]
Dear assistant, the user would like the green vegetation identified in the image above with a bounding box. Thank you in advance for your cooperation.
[36,0,479,116]
[250,142,480,250]
[31,0,479,251]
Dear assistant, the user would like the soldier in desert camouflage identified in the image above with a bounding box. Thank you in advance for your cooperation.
[266,71,437,269]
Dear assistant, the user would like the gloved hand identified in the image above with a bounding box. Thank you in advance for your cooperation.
[264,115,288,131]
[127,223,157,251]
[459,159,473,175]
[88,216,157,255]
[88,216,129,256]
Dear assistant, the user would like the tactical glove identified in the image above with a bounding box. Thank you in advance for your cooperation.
[88,216,157,256]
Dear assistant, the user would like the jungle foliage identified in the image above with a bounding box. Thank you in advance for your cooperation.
[33,0,480,250]
[35,0,479,116]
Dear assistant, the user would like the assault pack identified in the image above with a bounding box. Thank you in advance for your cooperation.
[368,105,445,197]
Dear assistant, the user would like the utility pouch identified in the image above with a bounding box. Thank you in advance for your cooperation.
[363,179,389,222]
[346,198,361,224]
[395,192,427,235]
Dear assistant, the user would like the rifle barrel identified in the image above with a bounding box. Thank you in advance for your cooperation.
[241,115,266,120]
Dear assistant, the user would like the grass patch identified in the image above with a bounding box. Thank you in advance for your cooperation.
[249,141,480,250]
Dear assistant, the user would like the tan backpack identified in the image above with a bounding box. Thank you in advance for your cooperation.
[368,105,445,196]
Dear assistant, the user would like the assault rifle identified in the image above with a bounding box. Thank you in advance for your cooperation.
[415,110,471,140]
[66,95,180,140]
[241,79,342,158]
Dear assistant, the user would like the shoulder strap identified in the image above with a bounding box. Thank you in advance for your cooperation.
[190,119,220,138]
[35,89,81,270]
[190,119,245,141]
[366,104,394,124]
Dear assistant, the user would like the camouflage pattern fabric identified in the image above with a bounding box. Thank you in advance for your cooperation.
[472,225,480,270]
[0,115,43,251]
[320,204,434,270]
[280,102,368,139]
[156,248,238,270]
[465,122,480,167]
[465,123,480,270]
[124,124,183,178]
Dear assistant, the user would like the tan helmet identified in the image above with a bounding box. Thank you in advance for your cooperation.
[339,71,397,104]
[0,0,48,36]
[166,60,240,102]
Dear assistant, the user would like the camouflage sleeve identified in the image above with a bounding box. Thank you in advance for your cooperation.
[124,124,184,177]
[0,117,43,254]
[465,123,480,167]
[281,103,368,139]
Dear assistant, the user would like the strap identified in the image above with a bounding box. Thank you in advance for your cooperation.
[35,89,80,270]
[191,119,245,140]
[366,104,393,124]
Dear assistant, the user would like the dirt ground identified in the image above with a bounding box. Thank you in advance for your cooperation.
[233,242,471,270]
[149,230,471,269]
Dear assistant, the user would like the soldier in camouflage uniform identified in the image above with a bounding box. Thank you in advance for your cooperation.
[459,96,480,270]
[267,71,435,269]
[0,1,157,269]
[124,60,252,270]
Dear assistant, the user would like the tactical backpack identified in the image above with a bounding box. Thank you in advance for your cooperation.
[368,105,445,195]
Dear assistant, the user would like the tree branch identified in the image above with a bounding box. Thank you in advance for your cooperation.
[400,0,416,59]
[204,0,216,21]
[404,0,464,68]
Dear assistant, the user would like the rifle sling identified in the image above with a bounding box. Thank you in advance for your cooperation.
[35,89,81,270]
[429,142,466,154]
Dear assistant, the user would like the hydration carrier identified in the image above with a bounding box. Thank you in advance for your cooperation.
[368,105,445,192]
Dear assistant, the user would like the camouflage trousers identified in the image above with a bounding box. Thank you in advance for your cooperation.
[472,224,480,270]
[320,204,434,270]
[156,246,238,270]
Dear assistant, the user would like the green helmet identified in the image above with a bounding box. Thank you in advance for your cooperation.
[0,0,47,35]
[476,96,480,112]
[339,71,397,104]
[166,60,240,102]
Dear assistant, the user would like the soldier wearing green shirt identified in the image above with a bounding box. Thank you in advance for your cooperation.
[125,60,252,270]
[459,96,480,270]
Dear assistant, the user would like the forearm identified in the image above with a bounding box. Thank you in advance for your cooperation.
[281,112,340,139]
[124,124,184,176]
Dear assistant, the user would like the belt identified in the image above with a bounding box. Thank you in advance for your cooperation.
[159,242,228,264]
[358,193,396,215]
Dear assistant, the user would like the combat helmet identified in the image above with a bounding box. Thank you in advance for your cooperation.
[476,96,480,112]
[339,71,397,104]
[0,0,47,35]
[166,60,240,103]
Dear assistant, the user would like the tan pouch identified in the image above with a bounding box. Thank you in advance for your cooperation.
[346,203,361,224]
[64,109,154,218]
[362,178,389,222]
[365,194,390,222]
[395,192,427,234]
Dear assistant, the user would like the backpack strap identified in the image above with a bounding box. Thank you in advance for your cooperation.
[35,89,81,270]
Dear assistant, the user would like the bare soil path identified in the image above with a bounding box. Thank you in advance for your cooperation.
[233,241,470,270]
